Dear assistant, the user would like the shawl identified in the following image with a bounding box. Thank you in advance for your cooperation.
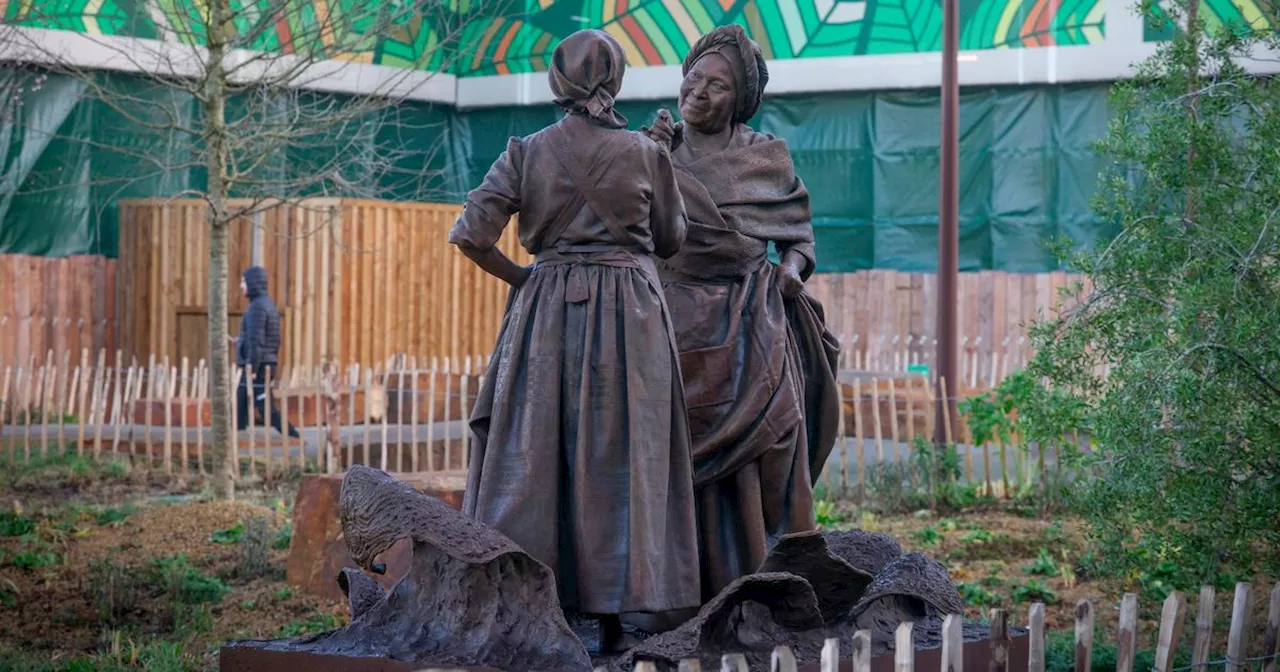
[663,124,814,280]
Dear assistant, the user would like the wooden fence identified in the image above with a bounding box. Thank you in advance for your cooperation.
[561,583,1280,672]
[0,337,1064,493]
[0,254,116,366]
[115,198,533,370]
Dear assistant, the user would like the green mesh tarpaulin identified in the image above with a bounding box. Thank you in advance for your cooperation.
[451,83,1115,273]
[0,69,1113,274]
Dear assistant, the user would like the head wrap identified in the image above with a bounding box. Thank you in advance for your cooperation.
[548,29,629,129]
[681,24,769,124]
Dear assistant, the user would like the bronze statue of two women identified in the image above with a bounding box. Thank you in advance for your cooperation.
[450,25,841,654]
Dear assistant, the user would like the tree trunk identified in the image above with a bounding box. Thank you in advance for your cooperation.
[204,0,236,500]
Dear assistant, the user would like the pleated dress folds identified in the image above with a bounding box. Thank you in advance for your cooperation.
[449,114,702,617]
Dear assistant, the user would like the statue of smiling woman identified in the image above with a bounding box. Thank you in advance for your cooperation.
[645,24,843,602]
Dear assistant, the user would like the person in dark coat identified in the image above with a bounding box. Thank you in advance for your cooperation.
[235,266,300,439]
[643,25,842,602]
[449,29,700,654]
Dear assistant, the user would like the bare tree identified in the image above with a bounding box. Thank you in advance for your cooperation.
[0,0,484,498]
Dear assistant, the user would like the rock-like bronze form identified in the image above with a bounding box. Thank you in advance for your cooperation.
[757,531,874,625]
[225,468,975,672]
[232,466,592,671]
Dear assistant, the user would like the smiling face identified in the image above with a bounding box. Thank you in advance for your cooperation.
[678,53,737,134]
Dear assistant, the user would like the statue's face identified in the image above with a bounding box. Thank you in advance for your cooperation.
[678,53,737,134]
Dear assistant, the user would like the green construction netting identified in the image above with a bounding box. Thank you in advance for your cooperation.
[0,68,1114,273]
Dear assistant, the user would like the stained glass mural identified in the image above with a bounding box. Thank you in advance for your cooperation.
[4,0,1120,76]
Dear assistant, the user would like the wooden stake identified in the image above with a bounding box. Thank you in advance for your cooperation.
[771,646,797,672]
[443,357,453,470]
[990,609,1010,672]
[246,365,257,478]
[871,377,885,464]
[942,613,963,672]
[0,366,11,461]
[853,377,865,502]
[1117,594,1138,672]
[92,349,106,459]
[410,357,420,473]
[362,367,373,467]
[1226,583,1253,672]
[887,377,901,466]
[180,358,190,479]
[1029,602,1046,672]
[196,360,207,475]
[721,654,748,672]
[853,630,872,672]
[822,638,841,672]
[1155,591,1188,672]
[895,622,914,672]
[679,660,702,672]
[427,358,438,470]
[1075,600,1095,672]
[1263,583,1280,672]
[76,349,90,454]
[145,354,156,461]
[1192,586,1216,669]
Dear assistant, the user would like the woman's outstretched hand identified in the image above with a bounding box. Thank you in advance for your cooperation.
[642,109,684,151]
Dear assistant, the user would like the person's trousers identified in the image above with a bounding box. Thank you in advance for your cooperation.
[235,363,300,438]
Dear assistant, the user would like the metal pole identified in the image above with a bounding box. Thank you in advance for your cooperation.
[935,0,959,446]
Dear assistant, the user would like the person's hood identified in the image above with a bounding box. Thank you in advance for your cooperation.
[243,266,269,299]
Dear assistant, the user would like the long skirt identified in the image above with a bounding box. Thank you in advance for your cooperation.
[662,260,841,600]
[462,249,702,616]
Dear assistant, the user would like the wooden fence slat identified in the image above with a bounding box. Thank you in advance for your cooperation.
[679,660,703,672]
[853,630,872,672]
[1263,583,1280,672]
[942,613,963,672]
[179,358,190,479]
[721,653,748,672]
[895,621,914,672]
[427,359,438,471]
[362,367,373,468]
[821,637,841,672]
[57,350,70,451]
[771,646,798,672]
[1154,591,1188,672]
[196,361,207,475]
[76,349,89,453]
[1029,602,1046,672]
[1192,585,1216,669]
[854,377,865,502]
[990,609,1010,672]
[0,366,10,460]
[1227,583,1253,672]
[1075,600,1095,672]
[1116,593,1138,672]
[871,377,885,465]
[145,354,156,461]
[92,349,106,459]
[443,358,453,470]
[634,661,657,672]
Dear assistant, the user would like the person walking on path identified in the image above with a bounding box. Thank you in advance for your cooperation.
[235,266,301,439]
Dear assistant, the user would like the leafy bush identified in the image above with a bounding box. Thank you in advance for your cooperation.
[1018,1,1280,585]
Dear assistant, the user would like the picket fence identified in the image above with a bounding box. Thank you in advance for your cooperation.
[0,336,1080,491]
[415,583,1280,672]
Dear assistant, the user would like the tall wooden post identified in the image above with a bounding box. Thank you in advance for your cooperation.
[935,0,960,446]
